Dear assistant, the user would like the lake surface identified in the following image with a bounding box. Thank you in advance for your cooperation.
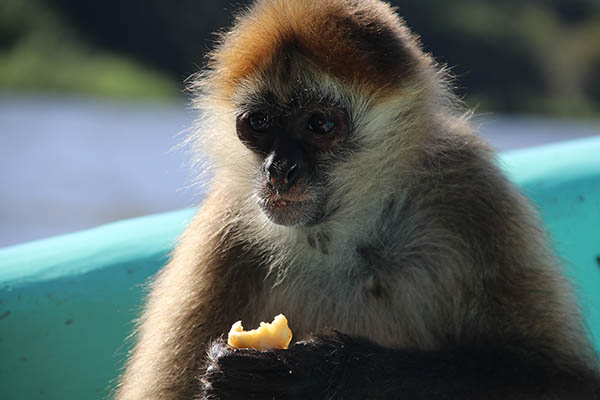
[1,94,599,247]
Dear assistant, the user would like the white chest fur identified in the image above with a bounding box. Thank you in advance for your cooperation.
[256,232,437,349]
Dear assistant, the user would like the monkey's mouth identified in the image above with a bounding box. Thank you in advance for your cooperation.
[271,198,298,208]
[259,186,318,226]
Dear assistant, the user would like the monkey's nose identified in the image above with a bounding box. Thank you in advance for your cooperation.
[267,163,299,193]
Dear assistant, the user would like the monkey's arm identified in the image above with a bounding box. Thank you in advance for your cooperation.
[116,190,264,399]
[202,332,600,400]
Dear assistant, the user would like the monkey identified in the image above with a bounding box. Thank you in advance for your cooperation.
[116,0,600,399]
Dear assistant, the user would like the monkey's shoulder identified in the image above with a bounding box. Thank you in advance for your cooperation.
[414,134,525,214]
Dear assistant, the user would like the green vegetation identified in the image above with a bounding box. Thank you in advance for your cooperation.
[1,0,599,115]
[0,0,178,99]
[438,1,600,116]
[391,0,600,116]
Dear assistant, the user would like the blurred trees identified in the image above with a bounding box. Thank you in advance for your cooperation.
[394,0,600,115]
[1,0,599,115]
[0,0,177,98]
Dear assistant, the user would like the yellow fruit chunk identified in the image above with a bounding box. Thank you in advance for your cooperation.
[227,314,293,350]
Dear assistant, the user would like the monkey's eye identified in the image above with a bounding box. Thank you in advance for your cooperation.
[307,113,336,135]
[248,112,271,132]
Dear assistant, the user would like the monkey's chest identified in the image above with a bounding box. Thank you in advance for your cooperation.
[258,258,410,348]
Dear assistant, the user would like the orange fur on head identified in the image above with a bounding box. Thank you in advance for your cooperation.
[207,0,427,98]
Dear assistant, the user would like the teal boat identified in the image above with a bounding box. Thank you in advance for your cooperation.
[1,137,599,399]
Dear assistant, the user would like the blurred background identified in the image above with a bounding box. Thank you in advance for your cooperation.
[1,0,600,247]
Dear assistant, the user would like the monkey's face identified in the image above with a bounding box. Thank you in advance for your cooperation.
[236,100,350,226]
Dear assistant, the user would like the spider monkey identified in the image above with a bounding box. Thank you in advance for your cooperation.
[116,1,600,398]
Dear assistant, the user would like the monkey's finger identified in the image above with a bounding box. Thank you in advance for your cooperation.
[217,348,288,372]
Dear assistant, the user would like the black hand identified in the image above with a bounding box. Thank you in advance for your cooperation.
[201,332,600,400]
[201,335,342,400]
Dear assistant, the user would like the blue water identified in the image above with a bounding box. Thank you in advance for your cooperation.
[1,93,599,247]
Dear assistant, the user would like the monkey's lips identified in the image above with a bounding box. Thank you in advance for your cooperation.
[259,189,317,226]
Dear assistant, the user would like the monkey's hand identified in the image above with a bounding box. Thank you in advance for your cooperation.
[201,332,600,400]
[201,333,348,400]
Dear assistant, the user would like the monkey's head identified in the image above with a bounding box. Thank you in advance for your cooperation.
[192,0,446,228]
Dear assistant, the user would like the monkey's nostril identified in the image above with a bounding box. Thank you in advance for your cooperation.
[285,164,298,184]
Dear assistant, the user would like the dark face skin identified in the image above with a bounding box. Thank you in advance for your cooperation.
[236,99,349,226]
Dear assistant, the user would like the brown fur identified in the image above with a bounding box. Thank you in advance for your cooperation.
[117,1,597,398]
[116,185,268,399]
[207,0,427,98]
